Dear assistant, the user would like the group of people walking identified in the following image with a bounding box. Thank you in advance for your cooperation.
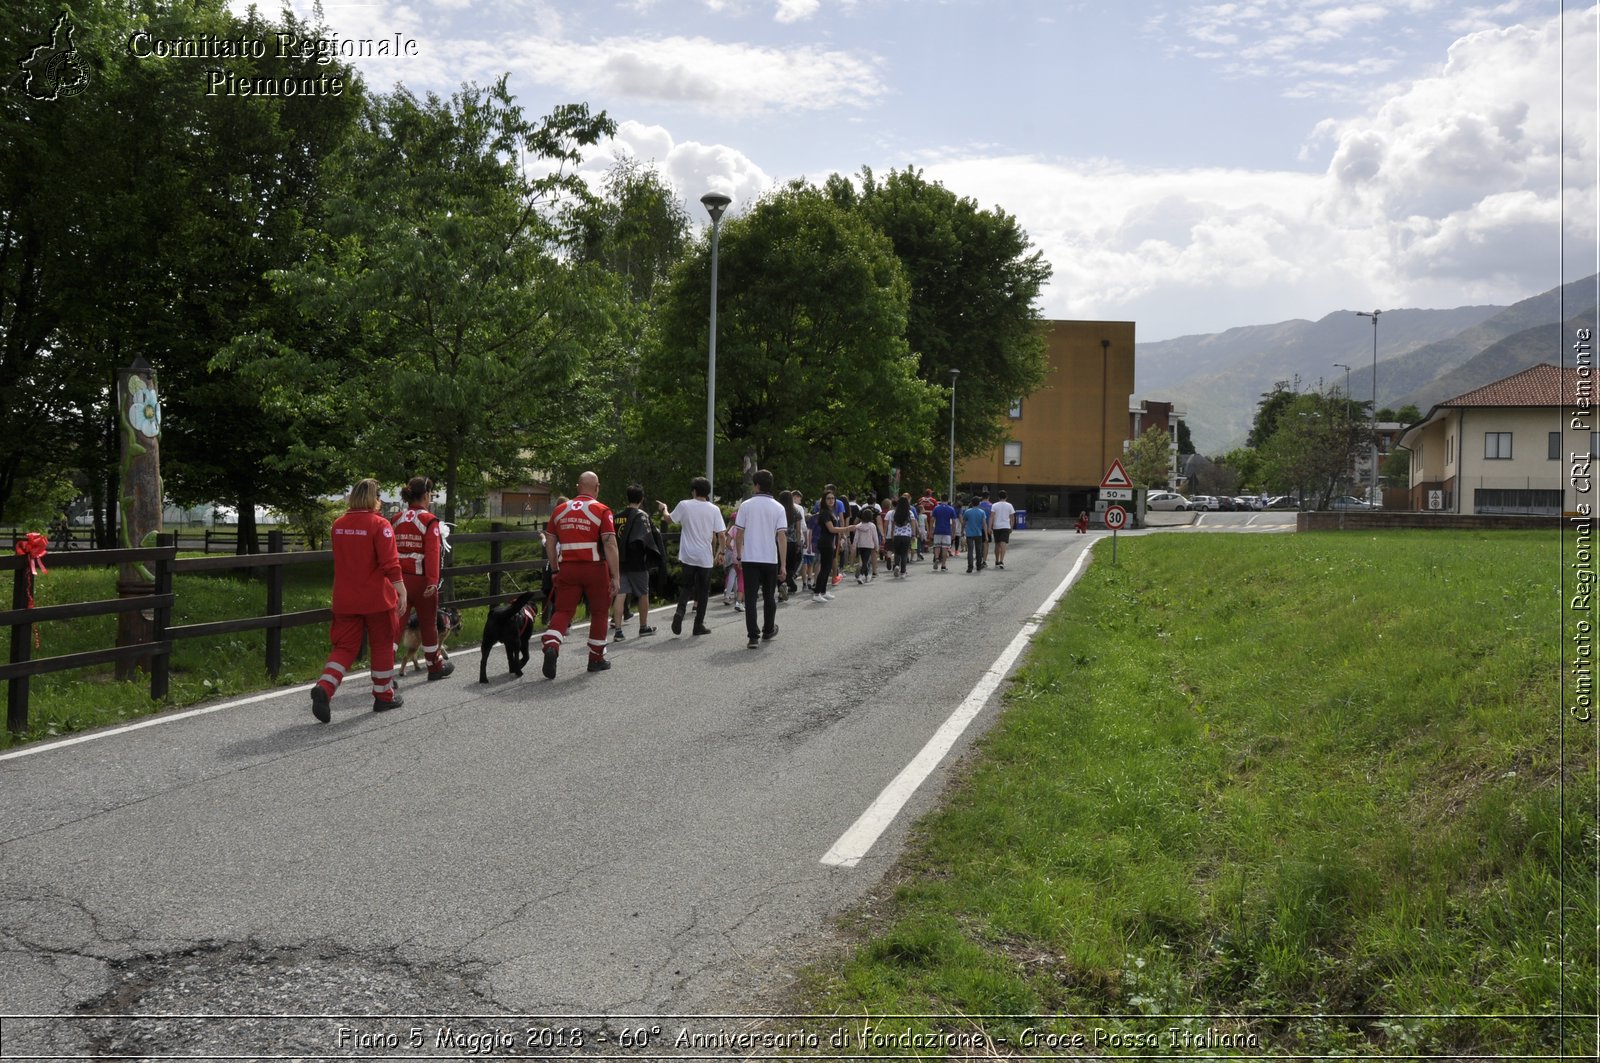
[311,471,1021,721]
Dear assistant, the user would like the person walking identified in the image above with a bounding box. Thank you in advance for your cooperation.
[733,469,789,647]
[780,490,805,597]
[852,506,880,583]
[311,478,407,722]
[391,476,453,681]
[540,471,620,678]
[611,484,663,640]
[989,489,1016,569]
[962,496,990,573]
[887,495,917,578]
[977,491,994,569]
[659,476,725,636]
[811,488,850,602]
[930,494,958,571]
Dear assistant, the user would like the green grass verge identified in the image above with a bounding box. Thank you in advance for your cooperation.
[1,528,555,749]
[802,531,1594,1057]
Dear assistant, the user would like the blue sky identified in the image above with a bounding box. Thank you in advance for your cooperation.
[272,1,1595,342]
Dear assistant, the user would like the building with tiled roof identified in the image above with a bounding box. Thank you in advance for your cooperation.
[1396,363,1590,515]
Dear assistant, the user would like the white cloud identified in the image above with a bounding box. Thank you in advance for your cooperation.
[775,0,822,23]
[506,34,885,114]
[592,120,775,223]
[910,7,1594,340]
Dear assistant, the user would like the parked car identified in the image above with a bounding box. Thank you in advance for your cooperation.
[1213,496,1238,511]
[1190,495,1218,511]
[1234,496,1262,511]
[1146,491,1192,511]
[1328,495,1377,509]
[1265,496,1300,509]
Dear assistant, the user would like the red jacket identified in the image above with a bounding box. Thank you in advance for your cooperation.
[331,509,402,614]
[548,494,614,561]
[392,507,442,585]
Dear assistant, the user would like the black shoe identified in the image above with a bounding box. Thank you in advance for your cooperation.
[587,657,611,672]
[671,612,684,635]
[310,685,331,724]
[426,660,455,681]
[542,647,558,679]
[996,562,1004,569]
[613,627,625,641]
[762,625,778,642]
[373,692,402,712]
[748,635,761,648]
[638,626,657,637]
[692,625,713,636]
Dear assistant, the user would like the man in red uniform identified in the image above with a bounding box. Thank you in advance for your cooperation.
[392,475,453,680]
[540,471,620,679]
[312,478,406,722]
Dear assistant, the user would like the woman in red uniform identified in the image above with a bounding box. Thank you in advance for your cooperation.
[311,478,407,722]
[392,476,453,680]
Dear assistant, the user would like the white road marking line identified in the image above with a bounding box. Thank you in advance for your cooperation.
[0,675,367,763]
[820,544,1097,868]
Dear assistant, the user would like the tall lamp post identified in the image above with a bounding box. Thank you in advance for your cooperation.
[947,369,960,504]
[701,192,732,490]
[1356,309,1381,504]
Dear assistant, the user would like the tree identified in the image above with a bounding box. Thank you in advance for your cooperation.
[642,181,942,496]
[223,81,619,522]
[1124,426,1173,488]
[826,167,1051,486]
[1256,386,1359,507]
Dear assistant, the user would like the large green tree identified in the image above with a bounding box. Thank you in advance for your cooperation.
[222,81,619,521]
[643,181,942,497]
[1257,385,1360,507]
[826,167,1051,486]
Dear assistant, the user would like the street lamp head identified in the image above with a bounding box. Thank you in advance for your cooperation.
[1356,309,1381,320]
[700,192,732,223]
[949,369,960,379]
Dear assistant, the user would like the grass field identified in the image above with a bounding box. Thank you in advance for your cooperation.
[800,530,1594,1058]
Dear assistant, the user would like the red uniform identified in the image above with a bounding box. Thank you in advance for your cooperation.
[318,508,403,704]
[542,495,615,666]
[917,491,937,545]
[392,506,447,674]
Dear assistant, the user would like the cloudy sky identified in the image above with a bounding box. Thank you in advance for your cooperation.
[270,0,1594,342]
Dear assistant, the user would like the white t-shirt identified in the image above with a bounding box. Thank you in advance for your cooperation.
[990,500,1016,529]
[669,498,727,569]
[733,493,789,564]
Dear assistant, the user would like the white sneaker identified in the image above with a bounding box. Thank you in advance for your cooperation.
[812,593,827,603]
[822,592,836,601]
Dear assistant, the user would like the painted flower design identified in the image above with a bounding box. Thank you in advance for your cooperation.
[127,379,161,438]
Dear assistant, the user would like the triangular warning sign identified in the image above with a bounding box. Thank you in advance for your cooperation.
[1100,459,1132,489]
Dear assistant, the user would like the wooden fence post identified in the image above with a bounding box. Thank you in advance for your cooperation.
[8,565,31,735]
[266,529,284,678]
[150,534,175,701]
[489,522,503,600]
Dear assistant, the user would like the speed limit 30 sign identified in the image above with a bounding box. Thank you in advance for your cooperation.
[1103,504,1128,530]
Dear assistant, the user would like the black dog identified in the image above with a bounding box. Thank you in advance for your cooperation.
[479,591,539,683]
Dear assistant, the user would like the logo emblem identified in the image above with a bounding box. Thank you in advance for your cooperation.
[21,10,90,100]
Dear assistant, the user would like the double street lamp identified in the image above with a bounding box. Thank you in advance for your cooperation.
[701,192,732,491]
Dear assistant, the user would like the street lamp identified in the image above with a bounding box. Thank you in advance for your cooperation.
[701,192,732,491]
[948,369,960,504]
[1356,309,1381,504]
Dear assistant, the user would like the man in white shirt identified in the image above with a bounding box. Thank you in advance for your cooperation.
[659,476,726,636]
[989,490,1017,569]
[732,469,790,649]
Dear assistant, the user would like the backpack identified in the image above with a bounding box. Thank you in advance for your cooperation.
[621,507,664,569]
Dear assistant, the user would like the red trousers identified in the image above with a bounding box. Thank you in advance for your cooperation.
[400,574,442,670]
[317,610,398,702]
[541,560,610,663]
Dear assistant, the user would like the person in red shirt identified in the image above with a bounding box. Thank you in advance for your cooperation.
[392,475,453,681]
[539,471,620,679]
[312,478,407,722]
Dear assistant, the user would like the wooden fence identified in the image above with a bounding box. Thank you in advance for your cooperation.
[2,524,547,736]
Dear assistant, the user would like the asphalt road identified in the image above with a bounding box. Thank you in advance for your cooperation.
[1,528,1116,1056]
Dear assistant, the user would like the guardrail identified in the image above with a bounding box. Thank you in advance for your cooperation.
[2,524,547,736]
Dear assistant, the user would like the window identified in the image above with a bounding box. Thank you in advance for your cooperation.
[1551,432,1562,460]
[1484,432,1512,460]
[1008,398,1023,419]
[1475,488,1562,515]
[1003,441,1022,466]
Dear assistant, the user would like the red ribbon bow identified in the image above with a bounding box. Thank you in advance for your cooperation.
[15,532,47,648]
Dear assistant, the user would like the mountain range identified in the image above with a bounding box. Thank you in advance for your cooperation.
[1135,274,1600,453]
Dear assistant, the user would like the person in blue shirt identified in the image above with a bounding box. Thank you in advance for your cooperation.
[961,497,990,573]
[930,496,958,571]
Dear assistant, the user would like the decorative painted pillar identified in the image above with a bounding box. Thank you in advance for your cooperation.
[115,357,163,679]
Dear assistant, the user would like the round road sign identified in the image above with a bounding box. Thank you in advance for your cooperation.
[1104,504,1128,530]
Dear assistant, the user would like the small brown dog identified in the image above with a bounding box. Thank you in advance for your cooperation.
[398,606,462,676]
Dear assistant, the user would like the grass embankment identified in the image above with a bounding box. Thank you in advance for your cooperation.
[1,525,546,749]
[805,531,1594,1057]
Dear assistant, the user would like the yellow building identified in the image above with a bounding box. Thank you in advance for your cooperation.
[960,319,1136,518]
